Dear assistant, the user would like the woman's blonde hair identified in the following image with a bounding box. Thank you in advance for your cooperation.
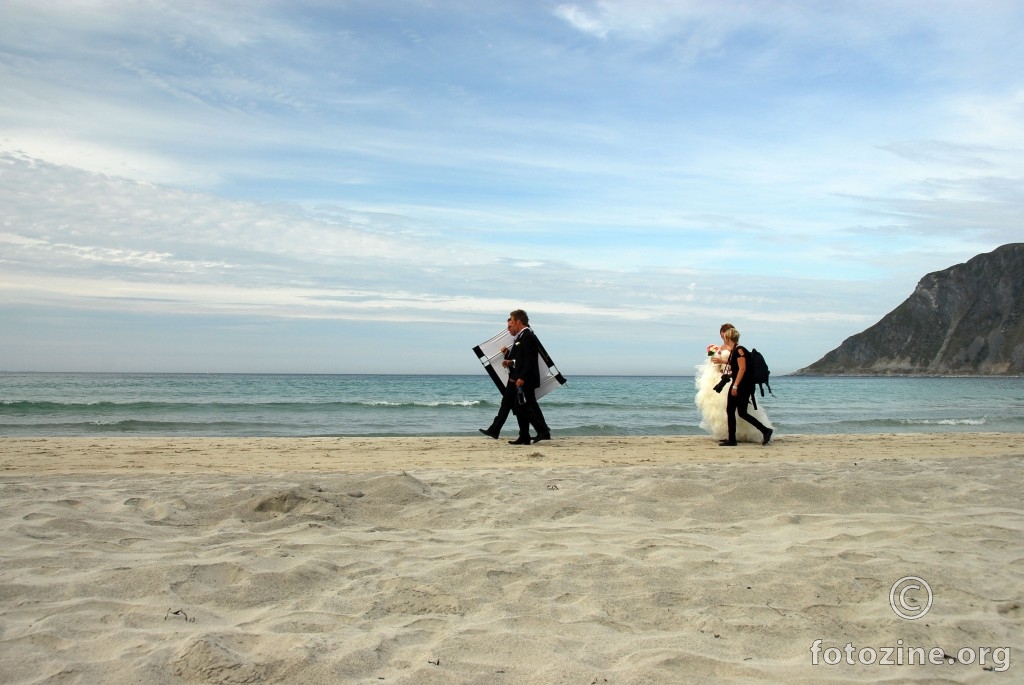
[722,327,740,344]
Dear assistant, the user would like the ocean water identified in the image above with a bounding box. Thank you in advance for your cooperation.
[1,372,1021,437]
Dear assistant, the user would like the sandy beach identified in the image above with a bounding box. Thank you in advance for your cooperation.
[1,433,1021,683]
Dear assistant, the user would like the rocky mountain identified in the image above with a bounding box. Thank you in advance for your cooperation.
[796,243,1024,375]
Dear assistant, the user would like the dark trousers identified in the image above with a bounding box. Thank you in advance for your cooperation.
[514,384,550,439]
[484,382,517,436]
[727,385,769,441]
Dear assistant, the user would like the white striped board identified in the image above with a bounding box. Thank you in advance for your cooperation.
[472,329,566,399]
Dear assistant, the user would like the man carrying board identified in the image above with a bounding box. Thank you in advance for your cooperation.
[479,310,553,445]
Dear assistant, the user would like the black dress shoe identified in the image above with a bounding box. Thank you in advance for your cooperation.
[532,433,551,443]
[718,439,737,446]
[762,428,774,446]
[508,437,532,445]
[479,428,499,439]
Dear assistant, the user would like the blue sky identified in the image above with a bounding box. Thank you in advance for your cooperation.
[1,0,1022,375]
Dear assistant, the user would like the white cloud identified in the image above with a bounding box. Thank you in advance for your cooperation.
[0,136,213,186]
[554,4,612,39]
[553,0,730,41]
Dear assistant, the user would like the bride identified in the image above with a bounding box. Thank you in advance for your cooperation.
[695,324,774,442]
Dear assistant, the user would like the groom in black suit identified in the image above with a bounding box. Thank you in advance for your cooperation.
[480,309,552,445]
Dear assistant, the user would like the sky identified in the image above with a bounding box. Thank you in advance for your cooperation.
[1,0,1022,376]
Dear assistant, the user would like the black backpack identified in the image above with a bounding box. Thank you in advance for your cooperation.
[745,348,773,408]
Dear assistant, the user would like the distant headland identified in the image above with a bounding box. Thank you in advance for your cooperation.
[795,243,1024,376]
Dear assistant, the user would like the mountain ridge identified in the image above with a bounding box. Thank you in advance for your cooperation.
[795,243,1024,376]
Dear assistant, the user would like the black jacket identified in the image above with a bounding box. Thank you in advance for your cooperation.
[506,328,542,389]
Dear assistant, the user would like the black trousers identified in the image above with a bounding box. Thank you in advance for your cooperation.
[484,381,517,436]
[726,384,769,441]
[514,383,550,439]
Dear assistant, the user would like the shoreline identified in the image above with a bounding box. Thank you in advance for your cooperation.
[2,432,1022,474]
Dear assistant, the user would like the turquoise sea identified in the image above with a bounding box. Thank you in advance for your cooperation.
[1,372,1021,437]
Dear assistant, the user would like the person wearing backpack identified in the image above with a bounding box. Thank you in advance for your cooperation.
[696,322,771,442]
[720,327,773,446]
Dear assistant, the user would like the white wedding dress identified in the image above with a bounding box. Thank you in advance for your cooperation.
[694,351,774,442]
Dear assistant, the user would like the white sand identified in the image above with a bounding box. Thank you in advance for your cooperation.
[1,433,1021,684]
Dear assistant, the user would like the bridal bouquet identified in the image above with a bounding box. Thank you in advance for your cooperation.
[706,344,720,357]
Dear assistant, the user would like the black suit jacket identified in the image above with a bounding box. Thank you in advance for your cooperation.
[507,328,542,390]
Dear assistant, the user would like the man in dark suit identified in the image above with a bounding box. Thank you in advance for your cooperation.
[480,309,552,445]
